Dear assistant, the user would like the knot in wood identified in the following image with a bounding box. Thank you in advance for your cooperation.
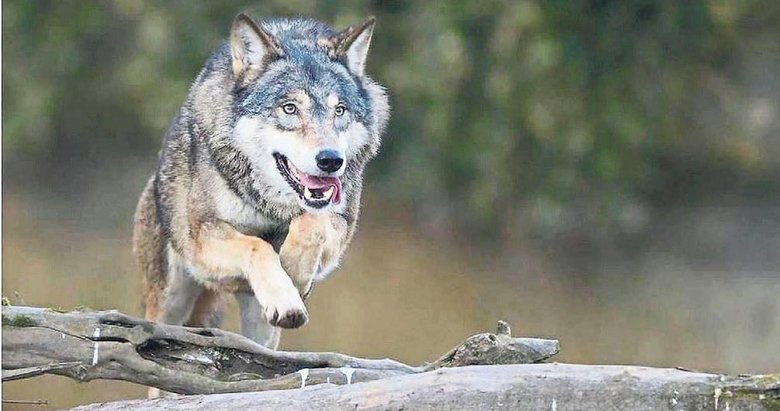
[496,320,511,336]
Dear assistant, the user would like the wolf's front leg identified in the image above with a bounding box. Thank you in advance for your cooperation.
[236,292,282,348]
[193,222,308,328]
[279,213,350,299]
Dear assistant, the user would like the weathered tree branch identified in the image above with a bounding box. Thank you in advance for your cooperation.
[1,306,558,394]
[4,306,778,410]
[2,361,81,382]
[63,364,780,411]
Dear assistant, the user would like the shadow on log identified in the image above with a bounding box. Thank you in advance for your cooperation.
[2,306,778,410]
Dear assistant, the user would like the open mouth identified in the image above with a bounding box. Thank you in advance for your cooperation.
[274,153,342,209]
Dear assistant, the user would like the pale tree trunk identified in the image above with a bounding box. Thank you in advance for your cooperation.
[68,364,780,411]
[2,306,778,410]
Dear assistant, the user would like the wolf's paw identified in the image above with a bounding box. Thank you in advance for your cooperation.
[260,288,308,329]
[270,306,308,329]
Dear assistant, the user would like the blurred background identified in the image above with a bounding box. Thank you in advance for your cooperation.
[3,0,780,408]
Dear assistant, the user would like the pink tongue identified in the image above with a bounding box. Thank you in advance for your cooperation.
[298,174,342,204]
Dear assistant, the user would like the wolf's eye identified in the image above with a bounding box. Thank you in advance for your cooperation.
[282,103,297,115]
[335,104,347,117]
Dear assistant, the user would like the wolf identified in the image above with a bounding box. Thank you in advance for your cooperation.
[132,13,389,349]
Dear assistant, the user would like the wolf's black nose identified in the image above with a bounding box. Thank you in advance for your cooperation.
[316,150,344,173]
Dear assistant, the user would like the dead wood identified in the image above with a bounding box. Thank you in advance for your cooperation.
[1,306,557,394]
[4,306,777,410]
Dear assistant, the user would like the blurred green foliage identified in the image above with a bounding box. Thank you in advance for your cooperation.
[3,0,779,240]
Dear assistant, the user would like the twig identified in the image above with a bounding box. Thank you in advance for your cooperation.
[3,399,48,405]
[3,361,82,382]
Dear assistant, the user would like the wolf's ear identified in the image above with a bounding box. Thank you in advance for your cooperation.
[334,17,376,77]
[230,13,282,77]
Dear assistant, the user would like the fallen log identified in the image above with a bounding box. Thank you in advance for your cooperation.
[1,306,558,393]
[67,364,780,411]
[3,306,778,410]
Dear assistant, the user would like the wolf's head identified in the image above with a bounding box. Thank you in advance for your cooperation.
[205,14,389,214]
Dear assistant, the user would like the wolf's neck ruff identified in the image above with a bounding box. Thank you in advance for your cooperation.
[203,124,301,221]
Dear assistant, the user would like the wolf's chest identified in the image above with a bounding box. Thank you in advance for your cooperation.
[204,168,286,235]
[213,187,287,239]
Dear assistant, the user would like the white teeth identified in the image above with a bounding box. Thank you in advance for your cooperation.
[322,186,334,200]
[302,186,334,203]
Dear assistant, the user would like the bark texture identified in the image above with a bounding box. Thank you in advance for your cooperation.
[3,306,777,410]
[67,364,780,411]
[1,306,557,393]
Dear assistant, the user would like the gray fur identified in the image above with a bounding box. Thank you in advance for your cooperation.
[237,292,281,348]
[133,13,389,348]
[158,252,202,326]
